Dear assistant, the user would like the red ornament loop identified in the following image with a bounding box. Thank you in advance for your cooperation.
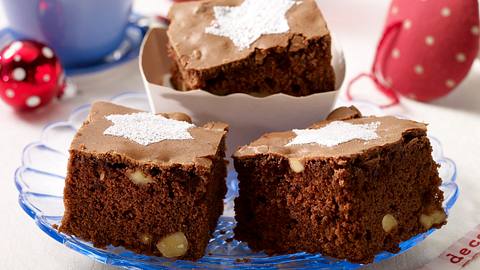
[346,21,403,108]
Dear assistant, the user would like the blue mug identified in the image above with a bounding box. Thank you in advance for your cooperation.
[0,0,133,68]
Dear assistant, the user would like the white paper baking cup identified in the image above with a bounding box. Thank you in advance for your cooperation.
[140,27,345,156]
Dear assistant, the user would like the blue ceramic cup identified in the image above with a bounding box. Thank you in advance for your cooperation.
[0,0,133,68]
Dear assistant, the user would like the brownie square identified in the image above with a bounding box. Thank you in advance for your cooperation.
[166,0,336,96]
[59,102,228,260]
[233,107,446,263]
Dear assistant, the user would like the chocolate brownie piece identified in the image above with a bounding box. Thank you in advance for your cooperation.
[233,107,446,263]
[166,0,335,97]
[59,102,228,260]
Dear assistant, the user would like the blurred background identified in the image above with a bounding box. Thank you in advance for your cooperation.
[0,0,479,269]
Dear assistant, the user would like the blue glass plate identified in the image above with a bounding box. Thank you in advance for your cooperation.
[15,92,459,269]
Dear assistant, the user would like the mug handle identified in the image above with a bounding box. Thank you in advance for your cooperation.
[128,13,152,35]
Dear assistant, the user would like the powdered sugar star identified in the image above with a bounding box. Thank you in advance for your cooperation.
[205,0,296,50]
[104,112,195,146]
[287,121,381,147]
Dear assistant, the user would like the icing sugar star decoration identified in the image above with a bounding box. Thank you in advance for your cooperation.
[104,112,195,146]
[205,0,296,50]
[287,121,381,147]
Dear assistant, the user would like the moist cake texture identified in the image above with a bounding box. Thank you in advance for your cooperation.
[167,0,336,96]
[233,107,446,263]
[59,102,228,260]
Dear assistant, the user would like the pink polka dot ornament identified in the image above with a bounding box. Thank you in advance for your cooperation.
[0,40,66,111]
[347,0,480,105]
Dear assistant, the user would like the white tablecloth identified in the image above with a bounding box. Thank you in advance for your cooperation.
[1,1,479,269]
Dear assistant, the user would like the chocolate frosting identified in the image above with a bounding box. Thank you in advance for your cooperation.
[70,102,228,166]
[167,0,329,70]
[234,115,427,159]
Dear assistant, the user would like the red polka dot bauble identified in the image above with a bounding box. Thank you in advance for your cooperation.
[0,40,65,111]
[347,0,479,104]
[382,0,479,102]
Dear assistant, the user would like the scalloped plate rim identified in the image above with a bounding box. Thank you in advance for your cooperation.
[14,92,459,269]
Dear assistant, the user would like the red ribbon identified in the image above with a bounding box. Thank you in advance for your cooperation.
[346,21,404,108]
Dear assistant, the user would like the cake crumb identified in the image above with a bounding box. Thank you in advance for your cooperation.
[235,258,251,263]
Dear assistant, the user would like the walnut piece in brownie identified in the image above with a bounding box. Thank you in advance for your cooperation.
[233,107,446,263]
[166,0,335,97]
[59,102,228,260]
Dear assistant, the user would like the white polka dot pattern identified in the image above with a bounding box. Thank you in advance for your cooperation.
[5,89,15,98]
[414,65,424,75]
[43,74,51,82]
[26,96,41,107]
[42,47,54,59]
[425,36,435,46]
[445,79,456,88]
[471,26,479,35]
[391,6,399,15]
[456,53,466,62]
[392,48,400,58]
[12,68,26,81]
[441,7,451,17]
[377,0,479,101]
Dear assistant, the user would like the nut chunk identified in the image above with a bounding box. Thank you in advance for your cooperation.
[157,232,189,258]
[382,214,398,233]
[59,102,228,260]
[233,106,446,263]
